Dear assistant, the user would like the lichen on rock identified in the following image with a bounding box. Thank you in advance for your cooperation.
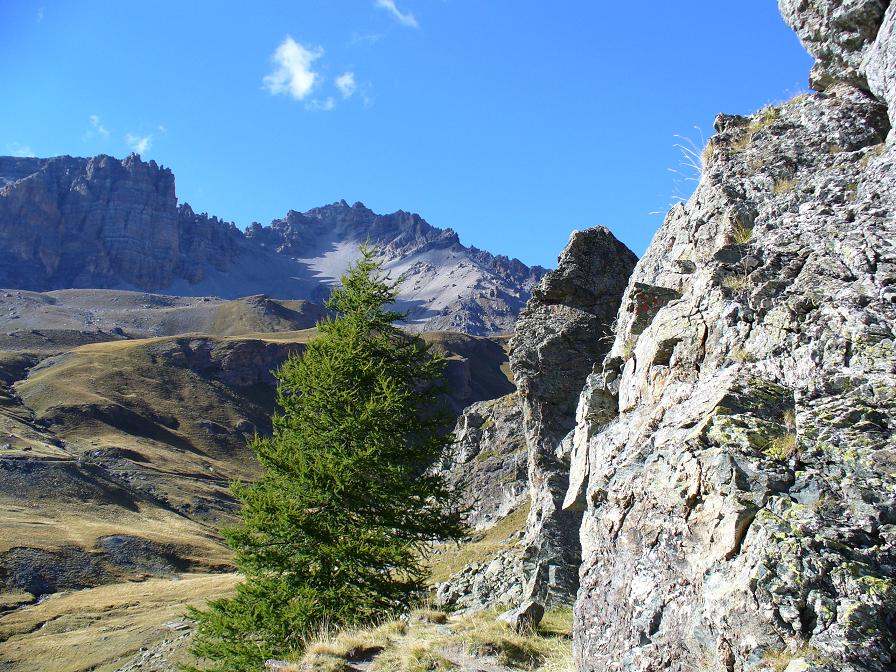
[566,5,896,669]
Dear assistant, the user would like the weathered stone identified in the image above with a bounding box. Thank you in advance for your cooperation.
[568,51,896,672]
[437,393,528,531]
[779,0,887,91]
[510,227,637,607]
[498,599,545,633]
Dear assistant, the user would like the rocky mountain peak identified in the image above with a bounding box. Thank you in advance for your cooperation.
[0,154,548,335]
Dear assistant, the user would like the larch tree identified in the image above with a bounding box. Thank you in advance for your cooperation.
[185,247,466,671]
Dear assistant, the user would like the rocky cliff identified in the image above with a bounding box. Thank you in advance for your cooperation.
[0,156,545,335]
[434,229,637,612]
[563,2,896,670]
[510,228,637,606]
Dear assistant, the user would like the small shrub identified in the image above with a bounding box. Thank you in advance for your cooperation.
[764,433,797,461]
[730,222,753,245]
[723,274,750,292]
[413,609,449,625]
[845,182,858,202]
[773,177,797,193]
[731,346,756,363]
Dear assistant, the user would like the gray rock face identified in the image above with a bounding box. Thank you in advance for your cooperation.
[439,393,528,531]
[779,0,887,91]
[0,157,545,335]
[0,154,241,292]
[864,4,896,125]
[568,18,895,672]
[510,228,637,606]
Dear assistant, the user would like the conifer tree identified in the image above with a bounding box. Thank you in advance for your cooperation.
[185,248,465,671]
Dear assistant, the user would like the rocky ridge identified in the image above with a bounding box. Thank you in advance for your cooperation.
[559,2,896,670]
[0,156,545,335]
[435,228,637,611]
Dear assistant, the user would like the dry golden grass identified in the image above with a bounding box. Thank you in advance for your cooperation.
[0,573,237,672]
[297,607,573,672]
[426,501,529,584]
[773,177,797,193]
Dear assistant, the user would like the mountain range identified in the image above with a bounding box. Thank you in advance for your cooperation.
[0,154,546,335]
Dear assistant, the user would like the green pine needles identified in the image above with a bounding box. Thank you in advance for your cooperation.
[185,248,466,671]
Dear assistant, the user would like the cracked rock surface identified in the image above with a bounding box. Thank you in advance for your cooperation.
[568,5,896,669]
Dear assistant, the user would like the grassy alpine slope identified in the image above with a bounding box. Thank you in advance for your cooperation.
[0,303,514,671]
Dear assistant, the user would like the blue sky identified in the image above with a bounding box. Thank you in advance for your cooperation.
[2,1,812,268]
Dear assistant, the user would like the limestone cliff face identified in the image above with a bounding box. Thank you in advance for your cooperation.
[0,155,241,291]
[0,158,544,335]
[567,4,896,671]
[432,228,636,613]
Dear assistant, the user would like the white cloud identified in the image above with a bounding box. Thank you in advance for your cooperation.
[7,143,34,157]
[126,133,152,154]
[89,114,110,139]
[157,124,167,135]
[263,36,323,100]
[306,97,336,112]
[36,7,44,22]
[335,72,357,99]
[375,0,419,28]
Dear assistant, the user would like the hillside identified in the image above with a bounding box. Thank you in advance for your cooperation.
[0,156,545,335]
[0,312,514,670]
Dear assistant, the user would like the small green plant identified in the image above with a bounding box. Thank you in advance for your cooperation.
[773,176,797,193]
[845,182,858,202]
[730,222,753,245]
[731,346,756,363]
[723,274,750,292]
[621,337,637,360]
[826,143,843,155]
[701,141,715,164]
[859,143,886,170]
[764,433,797,461]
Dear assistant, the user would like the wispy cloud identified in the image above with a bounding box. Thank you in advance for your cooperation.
[306,97,336,112]
[36,6,44,22]
[88,114,110,139]
[335,72,357,99]
[375,0,419,28]
[348,32,383,47]
[263,36,323,100]
[126,133,152,154]
[7,142,34,157]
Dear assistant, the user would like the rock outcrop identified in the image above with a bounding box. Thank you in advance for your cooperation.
[566,4,896,670]
[0,155,242,292]
[510,228,637,606]
[0,157,545,335]
[439,393,528,531]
